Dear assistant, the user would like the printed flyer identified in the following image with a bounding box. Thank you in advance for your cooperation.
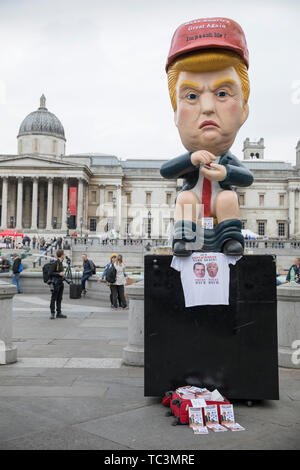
[204,405,219,425]
[188,407,205,428]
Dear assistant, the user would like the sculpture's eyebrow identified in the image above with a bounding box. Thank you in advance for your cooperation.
[212,78,237,89]
[179,80,201,91]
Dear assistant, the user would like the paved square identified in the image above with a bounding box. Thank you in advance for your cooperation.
[0,293,299,450]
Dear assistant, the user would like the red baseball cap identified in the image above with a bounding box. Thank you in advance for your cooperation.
[166,17,249,71]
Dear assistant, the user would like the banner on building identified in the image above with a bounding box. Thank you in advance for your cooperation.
[69,187,77,216]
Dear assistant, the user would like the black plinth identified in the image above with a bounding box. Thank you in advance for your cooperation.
[144,255,279,401]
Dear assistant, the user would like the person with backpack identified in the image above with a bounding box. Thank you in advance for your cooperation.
[11,253,23,294]
[110,254,128,310]
[47,249,67,320]
[98,253,121,308]
[80,253,95,295]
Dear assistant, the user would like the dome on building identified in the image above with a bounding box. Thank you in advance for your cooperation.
[17,95,66,141]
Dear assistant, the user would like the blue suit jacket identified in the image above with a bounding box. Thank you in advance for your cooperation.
[160,150,254,192]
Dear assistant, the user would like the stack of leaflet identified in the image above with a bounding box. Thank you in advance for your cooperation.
[175,385,224,402]
[188,403,245,435]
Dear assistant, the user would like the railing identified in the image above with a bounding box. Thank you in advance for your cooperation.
[32,242,57,268]
[245,239,300,250]
[68,237,170,248]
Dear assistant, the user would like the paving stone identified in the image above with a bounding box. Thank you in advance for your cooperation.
[0,293,298,450]
[0,426,130,450]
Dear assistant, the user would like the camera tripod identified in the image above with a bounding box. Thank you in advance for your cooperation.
[64,257,73,283]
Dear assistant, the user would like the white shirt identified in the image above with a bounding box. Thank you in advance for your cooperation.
[114,263,126,286]
[171,252,241,307]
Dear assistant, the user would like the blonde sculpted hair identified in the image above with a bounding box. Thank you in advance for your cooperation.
[167,49,250,111]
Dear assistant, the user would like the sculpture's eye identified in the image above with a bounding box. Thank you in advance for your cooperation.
[187,93,198,101]
[217,91,228,97]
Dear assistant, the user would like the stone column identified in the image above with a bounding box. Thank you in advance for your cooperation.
[116,184,122,235]
[31,177,38,230]
[77,178,84,232]
[16,176,23,230]
[123,281,144,366]
[61,178,68,231]
[298,190,300,237]
[1,176,8,228]
[96,185,105,233]
[84,182,89,231]
[0,281,18,364]
[122,281,144,366]
[39,181,45,228]
[289,188,295,237]
[277,284,300,369]
[46,177,53,230]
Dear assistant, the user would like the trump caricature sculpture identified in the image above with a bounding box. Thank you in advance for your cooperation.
[160,18,254,256]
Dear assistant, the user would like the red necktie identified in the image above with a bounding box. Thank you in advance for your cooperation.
[202,177,212,217]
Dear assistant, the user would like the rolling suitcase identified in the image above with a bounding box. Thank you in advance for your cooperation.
[69,271,81,299]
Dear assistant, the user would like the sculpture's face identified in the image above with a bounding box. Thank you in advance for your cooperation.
[174,66,248,155]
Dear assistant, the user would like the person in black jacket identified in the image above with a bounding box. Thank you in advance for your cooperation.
[12,253,23,293]
[80,253,94,295]
[48,249,67,320]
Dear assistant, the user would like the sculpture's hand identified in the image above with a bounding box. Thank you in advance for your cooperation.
[191,150,216,167]
[200,163,227,182]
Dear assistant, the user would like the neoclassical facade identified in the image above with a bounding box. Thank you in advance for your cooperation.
[0,96,299,238]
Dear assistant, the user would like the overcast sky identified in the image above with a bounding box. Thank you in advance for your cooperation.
[0,0,299,164]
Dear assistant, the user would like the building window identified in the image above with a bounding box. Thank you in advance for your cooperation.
[278,222,285,237]
[106,217,114,231]
[239,194,245,206]
[125,192,132,204]
[241,220,246,229]
[257,221,265,236]
[53,140,57,154]
[89,218,96,231]
[255,153,260,159]
[279,194,284,206]
[146,192,151,205]
[108,191,113,203]
[90,190,97,204]
[259,194,264,206]
[19,139,22,154]
[126,218,133,234]
[166,193,172,205]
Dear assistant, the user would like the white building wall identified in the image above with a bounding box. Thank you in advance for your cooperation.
[18,135,65,157]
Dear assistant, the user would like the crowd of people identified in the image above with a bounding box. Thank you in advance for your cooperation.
[0,235,65,251]
[44,250,128,319]
[1,234,299,318]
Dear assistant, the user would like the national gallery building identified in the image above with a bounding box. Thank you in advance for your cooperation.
[0,96,299,239]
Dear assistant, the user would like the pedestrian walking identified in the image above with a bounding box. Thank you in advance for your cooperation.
[12,253,23,293]
[99,254,118,307]
[110,254,128,310]
[80,253,95,295]
[48,249,67,320]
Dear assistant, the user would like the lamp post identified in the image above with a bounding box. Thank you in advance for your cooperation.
[147,210,152,239]
[66,207,71,237]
